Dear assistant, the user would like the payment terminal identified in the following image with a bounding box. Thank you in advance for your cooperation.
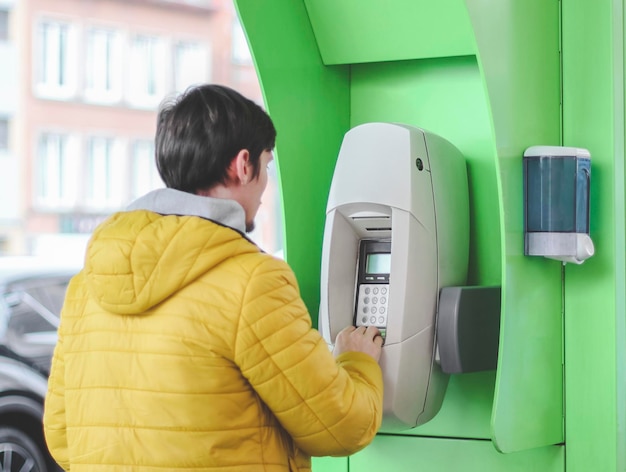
[319,122,469,431]
[355,240,391,338]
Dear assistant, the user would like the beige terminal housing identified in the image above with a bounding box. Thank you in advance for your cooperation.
[319,122,470,431]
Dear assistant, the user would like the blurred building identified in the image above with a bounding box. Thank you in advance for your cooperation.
[0,0,281,262]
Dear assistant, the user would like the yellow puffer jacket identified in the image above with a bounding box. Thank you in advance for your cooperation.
[44,197,383,471]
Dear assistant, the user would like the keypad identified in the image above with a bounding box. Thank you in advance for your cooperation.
[356,284,389,328]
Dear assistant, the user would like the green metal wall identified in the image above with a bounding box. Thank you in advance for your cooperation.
[562,1,625,471]
[234,0,625,470]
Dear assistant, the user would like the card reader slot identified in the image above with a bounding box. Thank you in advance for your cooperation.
[349,216,393,238]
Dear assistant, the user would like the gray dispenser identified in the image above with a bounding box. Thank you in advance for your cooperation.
[523,145,594,264]
[437,286,501,375]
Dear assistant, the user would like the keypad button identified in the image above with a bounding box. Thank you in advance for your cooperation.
[373,288,379,295]
[364,287,371,294]
[363,306,369,314]
[371,307,377,314]
[378,316,385,324]
[379,307,385,314]
[370,316,376,324]
[381,287,387,295]
[381,297,386,304]
[372,297,378,304]
[364,297,370,304]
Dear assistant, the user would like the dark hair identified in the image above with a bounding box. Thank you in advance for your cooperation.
[155,84,276,193]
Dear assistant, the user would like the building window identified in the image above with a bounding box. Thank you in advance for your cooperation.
[35,133,78,208]
[85,137,126,209]
[0,10,9,42]
[0,119,8,151]
[130,140,161,201]
[231,18,252,65]
[174,41,210,93]
[84,27,123,104]
[35,20,77,100]
[127,35,167,109]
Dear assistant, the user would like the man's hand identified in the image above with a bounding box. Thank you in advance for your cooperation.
[333,325,383,362]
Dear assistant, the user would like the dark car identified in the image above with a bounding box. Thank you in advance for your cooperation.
[0,257,79,472]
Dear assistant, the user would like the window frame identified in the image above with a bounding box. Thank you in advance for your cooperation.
[130,139,161,201]
[126,33,168,109]
[84,135,128,210]
[33,17,79,100]
[0,9,9,42]
[173,40,211,93]
[34,132,79,210]
[0,118,8,152]
[83,25,125,104]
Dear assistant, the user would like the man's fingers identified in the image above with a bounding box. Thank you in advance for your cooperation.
[363,325,381,340]
[333,324,384,362]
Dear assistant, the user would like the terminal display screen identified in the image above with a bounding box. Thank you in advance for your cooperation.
[366,253,391,274]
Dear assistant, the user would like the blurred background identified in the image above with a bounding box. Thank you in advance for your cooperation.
[0,0,283,264]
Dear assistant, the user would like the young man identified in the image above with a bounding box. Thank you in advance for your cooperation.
[43,84,384,471]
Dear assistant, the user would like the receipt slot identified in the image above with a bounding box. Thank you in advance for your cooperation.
[319,123,470,431]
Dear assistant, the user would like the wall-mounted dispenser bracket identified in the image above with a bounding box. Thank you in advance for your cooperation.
[437,286,501,374]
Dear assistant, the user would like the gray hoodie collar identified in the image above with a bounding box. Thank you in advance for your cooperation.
[126,188,247,234]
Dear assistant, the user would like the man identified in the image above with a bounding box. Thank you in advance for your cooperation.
[44,84,384,471]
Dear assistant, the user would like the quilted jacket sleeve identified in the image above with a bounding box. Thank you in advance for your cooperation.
[43,319,70,470]
[234,257,383,456]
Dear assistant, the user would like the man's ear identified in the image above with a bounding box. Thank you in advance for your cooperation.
[228,149,251,185]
